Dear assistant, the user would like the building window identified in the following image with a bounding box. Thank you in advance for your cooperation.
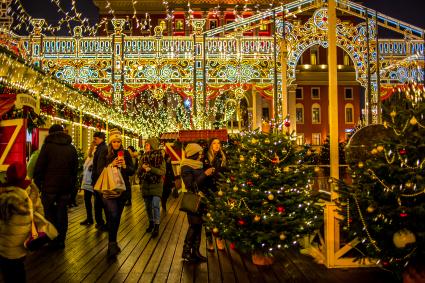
[296,103,304,124]
[311,87,320,99]
[312,103,321,124]
[344,88,353,100]
[175,19,184,31]
[296,133,304,146]
[209,19,218,29]
[345,103,354,124]
[262,107,269,121]
[312,133,321,145]
[310,47,318,65]
[343,54,350,66]
[296,88,303,99]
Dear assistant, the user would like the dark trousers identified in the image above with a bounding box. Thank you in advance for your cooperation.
[123,184,132,203]
[0,256,26,283]
[94,191,105,225]
[84,190,105,224]
[102,196,124,242]
[41,193,69,244]
[184,223,203,251]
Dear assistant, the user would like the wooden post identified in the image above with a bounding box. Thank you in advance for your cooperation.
[281,11,288,123]
[79,111,83,149]
[252,91,257,130]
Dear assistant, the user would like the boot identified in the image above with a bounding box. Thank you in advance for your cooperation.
[151,224,160,238]
[192,233,207,262]
[107,242,121,258]
[146,221,154,233]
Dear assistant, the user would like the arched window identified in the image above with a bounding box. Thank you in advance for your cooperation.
[296,103,304,124]
[345,103,354,124]
[312,103,321,124]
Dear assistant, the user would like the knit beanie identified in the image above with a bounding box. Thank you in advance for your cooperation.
[146,138,160,150]
[108,128,122,144]
[6,162,31,189]
[185,143,203,157]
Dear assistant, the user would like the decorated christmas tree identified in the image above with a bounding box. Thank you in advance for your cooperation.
[206,128,323,263]
[337,84,425,277]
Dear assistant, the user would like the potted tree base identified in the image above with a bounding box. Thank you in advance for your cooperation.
[252,252,274,266]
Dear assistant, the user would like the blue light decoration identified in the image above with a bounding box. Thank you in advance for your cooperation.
[184,98,191,108]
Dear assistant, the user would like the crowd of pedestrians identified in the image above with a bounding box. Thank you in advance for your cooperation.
[0,123,227,282]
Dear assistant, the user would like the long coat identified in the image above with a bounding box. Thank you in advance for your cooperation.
[139,151,166,198]
[34,131,78,195]
[91,141,108,186]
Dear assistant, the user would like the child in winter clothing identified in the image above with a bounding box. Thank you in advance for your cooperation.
[80,141,97,226]
[0,163,44,283]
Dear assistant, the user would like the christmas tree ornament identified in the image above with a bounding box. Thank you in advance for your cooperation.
[276,205,285,213]
[390,110,397,118]
[240,155,245,161]
[314,166,321,173]
[233,185,239,192]
[251,156,257,163]
[283,166,290,172]
[212,227,219,235]
[358,161,364,168]
[371,148,378,155]
[383,121,388,128]
[405,181,413,189]
[264,138,270,144]
[409,116,417,125]
[246,181,254,186]
[367,205,375,213]
[262,200,269,205]
[399,148,407,155]
[254,215,261,222]
[284,121,290,128]
[393,229,416,248]
[399,211,408,217]
[207,213,212,218]
[376,145,384,152]
[237,219,246,226]
[253,173,259,178]
[218,190,224,197]
[230,243,236,250]
[267,193,275,201]
[279,233,286,240]
[306,150,312,156]
[251,138,258,144]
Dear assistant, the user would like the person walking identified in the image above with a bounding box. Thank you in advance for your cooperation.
[34,124,78,249]
[125,145,139,206]
[0,163,42,283]
[203,138,227,251]
[162,151,175,212]
[80,141,96,226]
[91,131,108,231]
[102,129,134,258]
[180,143,214,263]
[138,138,165,238]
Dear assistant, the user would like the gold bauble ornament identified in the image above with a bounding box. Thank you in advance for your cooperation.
[383,121,388,128]
[410,116,418,125]
[358,162,364,168]
[367,205,375,213]
[376,145,384,152]
[314,166,320,173]
[283,166,290,172]
[264,138,270,144]
[218,190,224,197]
[233,185,239,192]
[240,155,245,161]
[371,149,378,155]
[253,173,259,178]
[279,233,286,240]
[306,150,312,156]
[267,193,274,201]
[405,181,413,189]
[393,229,416,249]
[254,215,261,222]
[390,110,397,118]
[251,138,258,144]
[212,227,219,234]
[207,213,212,218]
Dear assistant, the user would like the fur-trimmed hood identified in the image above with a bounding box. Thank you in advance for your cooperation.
[0,186,29,221]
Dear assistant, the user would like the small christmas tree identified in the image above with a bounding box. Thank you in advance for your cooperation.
[206,128,323,262]
[337,85,425,277]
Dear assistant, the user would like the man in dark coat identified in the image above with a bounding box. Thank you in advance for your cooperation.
[34,124,78,249]
[90,131,107,230]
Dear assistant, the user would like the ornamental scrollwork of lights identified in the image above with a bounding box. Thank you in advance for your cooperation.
[0,0,423,136]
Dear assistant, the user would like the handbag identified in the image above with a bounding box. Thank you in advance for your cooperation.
[94,165,126,199]
[24,194,57,251]
[179,182,202,213]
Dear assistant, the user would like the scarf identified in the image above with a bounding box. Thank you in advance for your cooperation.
[180,158,203,169]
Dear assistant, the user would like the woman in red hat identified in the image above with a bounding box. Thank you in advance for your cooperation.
[0,163,44,283]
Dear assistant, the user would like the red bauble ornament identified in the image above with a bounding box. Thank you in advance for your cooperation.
[230,243,236,250]
[349,218,353,223]
[382,261,389,267]
[272,158,279,164]
[230,176,236,181]
[277,205,285,213]
[246,181,253,186]
[399,149,407,155]
[238,219,246,226]
[284,121,290,128]
[399,213,408,217]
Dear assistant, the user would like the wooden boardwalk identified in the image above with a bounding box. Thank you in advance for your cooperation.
[18,187,396,283]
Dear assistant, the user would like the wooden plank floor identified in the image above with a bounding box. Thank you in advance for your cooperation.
[14,186,397,283]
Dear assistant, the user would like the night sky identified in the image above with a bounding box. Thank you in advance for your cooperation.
[18,0,425,33]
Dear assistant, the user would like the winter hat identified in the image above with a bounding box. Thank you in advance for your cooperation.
[145,138,160,151]
[6,162,31,189]
[93,131,106,140]
[185,143,203,157]
[49,124,64,134]
[108,129,122,144]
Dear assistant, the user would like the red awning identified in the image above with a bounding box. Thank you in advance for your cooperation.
[0,94,17,117]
